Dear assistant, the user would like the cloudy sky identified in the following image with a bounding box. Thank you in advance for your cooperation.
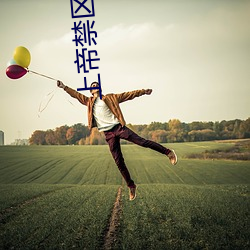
[0,0,249,144]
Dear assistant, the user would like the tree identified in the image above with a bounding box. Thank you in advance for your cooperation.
[150,130,167,143]
[29,130,46,145]
[74,123,90,143]
[78,138,86,145]
[29,118,250,145]
[213,121,221,139]
[147,122,167,131]
[188,129,216,141]
[45,129,57,145]
[233,119,242,139]
[87,128,106,145]
[54,125,69,145]
[239,118,250,138]
[181,122,189,142]
[189,121,204,131]
[66,123,90,145]
[66,127,75,145]
[167,119,184,142]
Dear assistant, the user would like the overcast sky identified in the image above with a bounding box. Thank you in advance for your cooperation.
[0,0,249,144]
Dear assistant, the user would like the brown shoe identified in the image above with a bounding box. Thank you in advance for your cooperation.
[168,150,178,165]
[129,186,137,201]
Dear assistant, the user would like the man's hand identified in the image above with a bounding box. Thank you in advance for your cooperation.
[145,89,152,95]
[57,80,65,89]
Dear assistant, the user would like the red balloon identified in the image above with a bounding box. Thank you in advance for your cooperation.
[6,65,27,79]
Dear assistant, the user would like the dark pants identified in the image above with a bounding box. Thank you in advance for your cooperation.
[104,124,171,187]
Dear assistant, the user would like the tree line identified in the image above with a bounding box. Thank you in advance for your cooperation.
[29,118,250,145]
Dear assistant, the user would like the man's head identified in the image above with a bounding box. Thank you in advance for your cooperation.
[90,82,99,88]
[90,81,100,96]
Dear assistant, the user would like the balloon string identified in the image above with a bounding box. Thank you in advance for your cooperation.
[38,88,58,118]
[67,99,75,106]
[37,90,76,118]
[28,69,58,81]
[29,69,76,116]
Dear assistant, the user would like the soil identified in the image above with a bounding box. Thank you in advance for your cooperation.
[103,186,123,250]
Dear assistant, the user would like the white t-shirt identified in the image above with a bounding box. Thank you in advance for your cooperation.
[93,97,119,132]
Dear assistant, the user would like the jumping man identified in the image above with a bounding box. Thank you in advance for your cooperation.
[57,81,177,201]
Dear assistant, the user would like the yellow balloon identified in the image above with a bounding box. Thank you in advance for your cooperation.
[13,46,31,68]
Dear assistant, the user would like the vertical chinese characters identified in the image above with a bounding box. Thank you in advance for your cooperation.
[70,0,102,98]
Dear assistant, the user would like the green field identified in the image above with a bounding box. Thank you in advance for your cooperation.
[0,141,249,249]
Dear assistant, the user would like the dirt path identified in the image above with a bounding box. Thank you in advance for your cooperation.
[103,186,123,250]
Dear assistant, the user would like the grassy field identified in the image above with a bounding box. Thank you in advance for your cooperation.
[0,141,249,249]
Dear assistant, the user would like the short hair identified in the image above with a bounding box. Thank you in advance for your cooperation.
[90,82,99,87]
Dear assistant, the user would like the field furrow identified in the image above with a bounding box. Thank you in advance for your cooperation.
[103,186,123,250]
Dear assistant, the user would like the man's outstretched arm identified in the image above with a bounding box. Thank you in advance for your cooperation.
[116,89,153,103]
[57,80,89,106]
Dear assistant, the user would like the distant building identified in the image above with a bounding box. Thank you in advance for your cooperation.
[0,131,4,145]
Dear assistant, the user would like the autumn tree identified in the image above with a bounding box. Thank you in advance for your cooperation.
[45,129,57,145]
[150,129,167,143]
[66,127,75,144]
[29,130,46,145]
[29,118,250,145]
[47,125,68,145]
[167,119,184,142]
[66,123,90,145]
[86,128,106,145]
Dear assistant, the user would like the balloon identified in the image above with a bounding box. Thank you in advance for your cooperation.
[6,65,27,79]
[13,46,31,68]
[7,58,17,67]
